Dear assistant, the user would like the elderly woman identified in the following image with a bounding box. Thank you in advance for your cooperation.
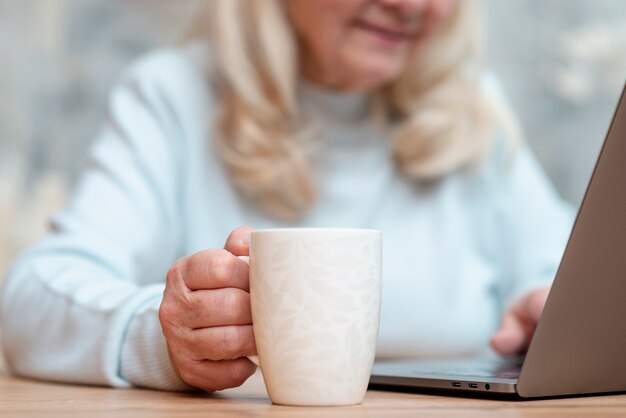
[1,0,572,392]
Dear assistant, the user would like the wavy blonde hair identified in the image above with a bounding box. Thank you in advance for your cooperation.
[205,0,515,219]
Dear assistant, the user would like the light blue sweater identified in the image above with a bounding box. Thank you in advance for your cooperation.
[0,45,574,391]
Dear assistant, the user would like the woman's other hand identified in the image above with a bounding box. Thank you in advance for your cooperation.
[159,227,256,392]
[490,287,551,355]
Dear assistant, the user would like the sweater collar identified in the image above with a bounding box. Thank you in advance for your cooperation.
[297,78,371,124]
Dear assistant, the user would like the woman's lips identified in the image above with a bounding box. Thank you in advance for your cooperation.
[353,20,418,44]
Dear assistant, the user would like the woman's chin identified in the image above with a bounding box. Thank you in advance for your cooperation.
[342,56,407,91]
[347,68,404,91]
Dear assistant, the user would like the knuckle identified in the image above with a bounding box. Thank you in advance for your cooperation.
[158,302,170,325]
[160,312,185,344]
[223,289,246,317]
[208,249,236,286]
[158,300,176,329]
[220,327,246,355]
[166,260,185,287]
[186,253,205,280]
[177,364,197,386]
[185,292,203,312]
[183,327,201,349]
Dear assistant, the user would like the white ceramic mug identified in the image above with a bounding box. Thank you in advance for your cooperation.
[239,228,382,406]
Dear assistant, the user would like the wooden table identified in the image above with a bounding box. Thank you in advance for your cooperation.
[3,370,626,417]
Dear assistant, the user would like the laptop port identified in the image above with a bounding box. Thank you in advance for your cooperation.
[451,382,461,387]
[468,383,478,389]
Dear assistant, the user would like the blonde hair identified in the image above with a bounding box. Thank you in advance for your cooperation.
[206,0,515,219]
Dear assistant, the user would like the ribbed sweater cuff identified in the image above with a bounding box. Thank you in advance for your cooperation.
[119,285,194,391]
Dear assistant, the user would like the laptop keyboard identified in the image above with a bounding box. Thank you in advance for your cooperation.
[434,367,521,379]
[412,358,523,380]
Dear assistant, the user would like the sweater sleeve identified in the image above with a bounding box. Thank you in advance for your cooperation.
[0,51,198,390]
[491,142,576,307]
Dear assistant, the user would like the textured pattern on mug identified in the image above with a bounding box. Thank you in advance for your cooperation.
[250,231,382,406]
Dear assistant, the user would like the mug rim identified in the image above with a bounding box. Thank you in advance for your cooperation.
[251,227,381,235]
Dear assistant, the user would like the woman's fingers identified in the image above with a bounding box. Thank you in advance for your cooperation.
[181,288,252,329]
[224,226,254,256]
[170,249,250,291]
[160,227,258,392]
[165,226,253,293]
[490,287,551,355]
[490,311,528,355]
[177,357,257,393]
[185,325,257,361]
[516,287,550,324]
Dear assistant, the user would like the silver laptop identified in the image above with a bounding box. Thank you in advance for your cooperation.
[370,83,626,398]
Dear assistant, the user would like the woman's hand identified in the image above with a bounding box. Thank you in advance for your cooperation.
[490,286,551,355]
[159,227,257,392]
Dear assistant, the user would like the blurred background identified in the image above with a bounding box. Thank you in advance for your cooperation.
[1,0,626,316]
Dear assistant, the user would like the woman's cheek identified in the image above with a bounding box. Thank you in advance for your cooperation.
[426,0,456,32]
